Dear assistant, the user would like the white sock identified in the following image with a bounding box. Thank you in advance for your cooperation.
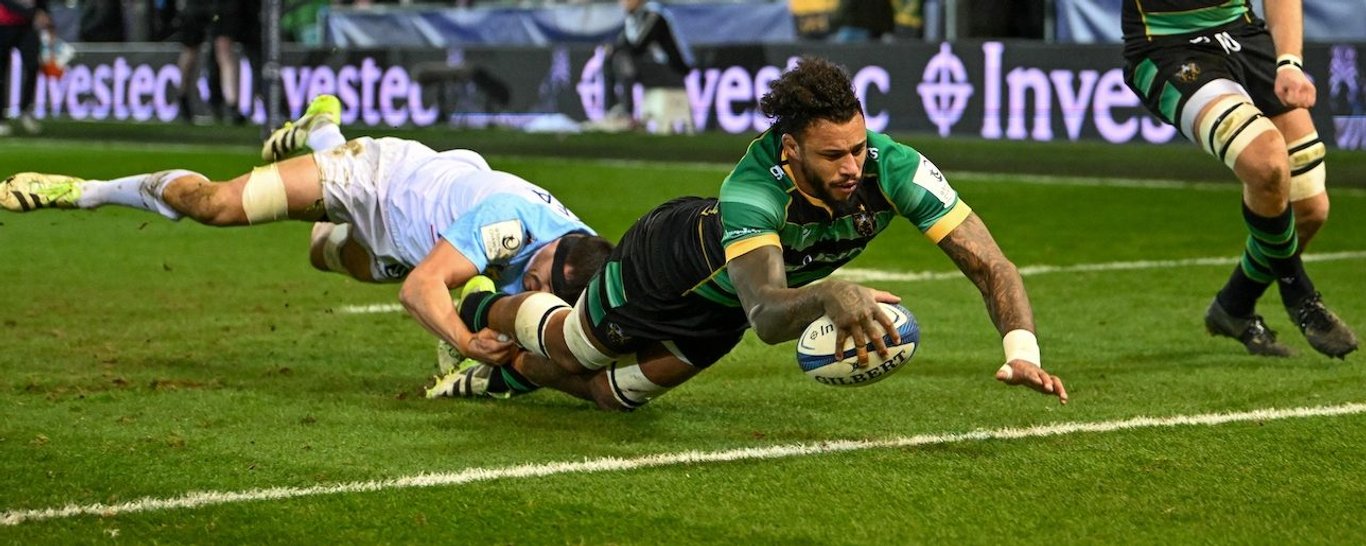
[76,170,199,220]
[306,123,345,152]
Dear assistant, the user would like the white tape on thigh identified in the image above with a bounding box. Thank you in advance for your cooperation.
[1179,79,1247,141]
[563,308,616,371]
[1194,96,1275,169]
[607,362,669,409]
[1287,133,1327,201]
[514,292,571,359]
[242,164,289,224]
[321,223,351,273]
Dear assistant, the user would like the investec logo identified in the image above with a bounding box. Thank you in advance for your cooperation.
[918,43,973,137]
[917,42,1177,144]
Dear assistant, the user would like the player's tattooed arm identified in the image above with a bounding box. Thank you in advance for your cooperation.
[937,213,1035,335]
[730,246,899,360]
[729,246,822,343]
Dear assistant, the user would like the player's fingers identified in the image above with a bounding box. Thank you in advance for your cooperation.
[874,308,900,346]
[849,328,871,366]
[871,289,902,304]
[1052,375,1069,404]
[862,315,890,358]
[1030,367,1055,394]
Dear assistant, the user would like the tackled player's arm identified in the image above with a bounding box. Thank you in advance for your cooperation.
[937,212,1033,334]
[399,242,481,353]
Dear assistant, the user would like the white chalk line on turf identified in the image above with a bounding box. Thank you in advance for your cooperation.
[333,250,1366,315]
[3,402,1364,526]
[835,249,1366,283]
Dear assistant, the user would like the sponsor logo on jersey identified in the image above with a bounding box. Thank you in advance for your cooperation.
[480,219,525,263]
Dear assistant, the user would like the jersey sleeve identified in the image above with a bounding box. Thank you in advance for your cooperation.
[438,194,539,274]
[718,171,788,262]
[877,140,972,243]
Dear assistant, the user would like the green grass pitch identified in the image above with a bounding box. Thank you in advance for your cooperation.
[1,128,1364,544]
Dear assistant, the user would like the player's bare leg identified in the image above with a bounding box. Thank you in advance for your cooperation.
[1193,94,1356,358]
[2,154,327,225]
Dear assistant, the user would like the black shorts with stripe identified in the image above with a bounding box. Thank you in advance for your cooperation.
[579,197,746,368]
[1122,19,1287,133]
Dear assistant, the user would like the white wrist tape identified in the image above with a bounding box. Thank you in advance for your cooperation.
[1276,54,1304,73]
[1004,329,1041,364]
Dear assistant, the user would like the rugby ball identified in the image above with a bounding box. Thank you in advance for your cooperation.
[796,303,919,387]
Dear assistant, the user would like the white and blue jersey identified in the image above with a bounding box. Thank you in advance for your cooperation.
[315,137,592,290]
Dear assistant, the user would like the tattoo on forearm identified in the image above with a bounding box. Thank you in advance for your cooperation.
[939,217,1035,334]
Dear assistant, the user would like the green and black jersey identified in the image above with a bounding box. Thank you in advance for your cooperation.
[689,129,970,307]
[575,130,969,365]
[1122,0,1258,44]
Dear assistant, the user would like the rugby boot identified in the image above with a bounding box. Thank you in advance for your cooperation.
[261,94,343,161]
[425,359,514,400]
[0,172,85,212]
[1288,293,1358,359]
[1204,298,1292,357]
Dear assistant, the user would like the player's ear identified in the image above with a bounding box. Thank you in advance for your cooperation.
[780,133,800,158]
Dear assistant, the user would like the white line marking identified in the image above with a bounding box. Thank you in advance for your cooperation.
[4,402,1363,526]
[835,250,1366,283]
[336,303,405,314]
[334,251,1366,314]
[956,171,1366,197]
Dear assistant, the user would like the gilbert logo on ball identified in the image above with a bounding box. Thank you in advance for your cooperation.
[796,303,919,387]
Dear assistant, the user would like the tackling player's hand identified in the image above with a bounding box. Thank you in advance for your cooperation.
[995,359,1068,404]
[820,281,902,367]
[463,328,518,365]
[1275,69,1316,109]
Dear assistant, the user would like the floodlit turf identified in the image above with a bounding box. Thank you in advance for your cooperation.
[1,133,1364,544]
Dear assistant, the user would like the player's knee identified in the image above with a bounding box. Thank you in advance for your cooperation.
[1193,94,1279,171]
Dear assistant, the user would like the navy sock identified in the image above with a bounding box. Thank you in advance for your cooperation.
[1216,266,1271,318]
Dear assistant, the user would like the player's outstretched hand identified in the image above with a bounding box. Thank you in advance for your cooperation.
[1275,69,1316,109]
[464,328,518,365]
[995,359,1068,404]
[820,281,902,367]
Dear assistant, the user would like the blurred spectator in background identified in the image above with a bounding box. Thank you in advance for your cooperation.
[830,0,893,43]
[149,0,178,42]
[175,0,250,125]
[79,0,124,42]
[0,0,49,136]
[602,0,693,127]
[890,0,922,39]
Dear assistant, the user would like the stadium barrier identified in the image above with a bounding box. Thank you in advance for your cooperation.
[11,40,1366,150]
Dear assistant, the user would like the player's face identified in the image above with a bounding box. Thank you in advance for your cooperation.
[522,240,560,293]
[785,113,868,203]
